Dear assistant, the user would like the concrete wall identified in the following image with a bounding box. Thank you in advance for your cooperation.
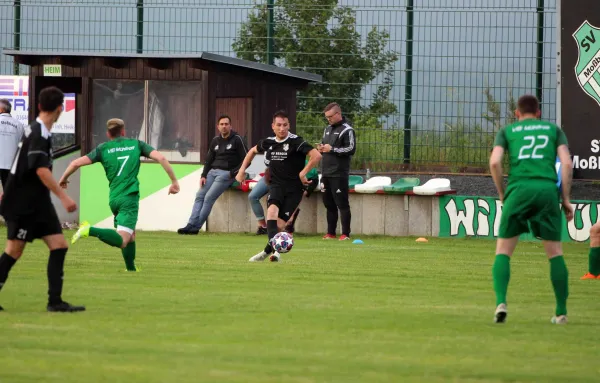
[207,189,441,237]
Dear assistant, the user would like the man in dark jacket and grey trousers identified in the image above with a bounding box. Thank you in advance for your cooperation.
[318,103,356,240]
[178,115,247,234]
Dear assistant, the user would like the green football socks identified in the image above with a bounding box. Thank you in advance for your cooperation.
[550,256,569,316]
[89,227,124,248]
[121,241,137,271]
[588,247,600,275]
[493,254,511,306]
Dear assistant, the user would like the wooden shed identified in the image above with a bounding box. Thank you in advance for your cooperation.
[2,50,322,162]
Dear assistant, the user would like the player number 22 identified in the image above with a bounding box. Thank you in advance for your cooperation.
[518,135,549,160]
[117,155,129,176]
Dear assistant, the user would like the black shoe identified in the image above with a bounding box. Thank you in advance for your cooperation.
[255,226,268,235]
[0,305,4,311]
[178,226,200,235]
[47,301,86,313]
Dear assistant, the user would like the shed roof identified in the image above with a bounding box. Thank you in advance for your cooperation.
[2,49,323,83]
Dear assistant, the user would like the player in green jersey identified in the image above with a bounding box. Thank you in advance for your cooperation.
[489,95,574,325]
[59,118,180,271]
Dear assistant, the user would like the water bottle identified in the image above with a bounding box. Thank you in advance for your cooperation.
[366,168,371,180]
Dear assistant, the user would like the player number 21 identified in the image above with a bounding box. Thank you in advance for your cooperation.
[117,155,129,176]
[518,135,549,160]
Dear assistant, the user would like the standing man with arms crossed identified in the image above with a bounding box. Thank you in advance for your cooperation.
[60,118,180,272]
[178,115,247,235]
[318,103,356,241]
[0,99,25,189]
[489,95,573,325]
[237,110,321,262]
[0,86,85,312]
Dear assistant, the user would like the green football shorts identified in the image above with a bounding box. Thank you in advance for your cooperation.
[498,180,562,241]
[109,196,139,234]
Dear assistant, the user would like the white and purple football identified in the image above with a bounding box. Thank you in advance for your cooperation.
[271,232,294,253]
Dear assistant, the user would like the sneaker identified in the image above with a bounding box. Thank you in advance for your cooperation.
[47,301,86,313]
[71,221,90,244]
[323,234,336,240]
[255,226,268,235]
[551,315,568,324]
[339,235,350,241]
[581,272,598,280]
[177,226,200,235]
[494,303,507,323]
[249,251,268,262]
[269,252,281,262]
[0,305,3,311]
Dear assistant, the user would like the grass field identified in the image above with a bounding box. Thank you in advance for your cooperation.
[0,230,599,382]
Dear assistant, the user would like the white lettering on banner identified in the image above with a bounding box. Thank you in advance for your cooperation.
[592,139,600,153]
[442,197,600,242]
[477,199,490,236]
[494,200,503,237]
[573,155,600,169]
[444,198,476,236]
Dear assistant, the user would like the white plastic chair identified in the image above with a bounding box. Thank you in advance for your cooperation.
[354,176,392,193]
[412,178,451,195]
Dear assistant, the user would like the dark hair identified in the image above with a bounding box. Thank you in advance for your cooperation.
[0,99,12,113]
[217,114,231,124]
[272,110,289,122]
[38,86,64,113]
[323,102,340,113]
[517,94,540,115]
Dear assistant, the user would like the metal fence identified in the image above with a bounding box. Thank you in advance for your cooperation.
[0,0,557,172]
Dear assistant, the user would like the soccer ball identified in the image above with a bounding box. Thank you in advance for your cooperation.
[271,232,294,253]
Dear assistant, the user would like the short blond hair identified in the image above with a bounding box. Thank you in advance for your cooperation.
[107,118,125,131]
[107,118,125,138]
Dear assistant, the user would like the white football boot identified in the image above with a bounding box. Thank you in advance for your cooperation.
[249,251,268,262]
[269,252,281,262]
[551,315,568,325]
[494,303,507,323]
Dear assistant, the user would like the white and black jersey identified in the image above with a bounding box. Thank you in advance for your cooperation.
[0,112,25,170]
[256,133,313,190]
[0,119,54,219]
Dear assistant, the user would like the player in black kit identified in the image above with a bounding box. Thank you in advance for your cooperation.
[236,110,321,262]
[0,86,85,312]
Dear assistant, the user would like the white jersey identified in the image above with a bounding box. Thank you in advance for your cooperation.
[0,112,25,169]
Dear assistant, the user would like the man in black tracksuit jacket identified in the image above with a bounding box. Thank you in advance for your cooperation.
[178,115,248,234]
[318,103,356,240]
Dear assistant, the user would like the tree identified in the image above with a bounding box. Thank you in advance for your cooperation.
[232,0,398,118]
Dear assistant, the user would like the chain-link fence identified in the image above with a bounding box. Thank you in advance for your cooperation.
[0,0,557,172]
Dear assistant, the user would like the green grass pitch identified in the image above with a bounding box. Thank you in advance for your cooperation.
[0,230,599,382]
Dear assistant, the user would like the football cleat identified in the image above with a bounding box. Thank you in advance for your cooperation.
[249,251,268,262]
[551,315,568,325]
[71,221,90,244]
[47,301,86,313]
[494,303,507,323]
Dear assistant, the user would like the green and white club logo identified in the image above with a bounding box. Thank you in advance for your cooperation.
[574,20,600,106]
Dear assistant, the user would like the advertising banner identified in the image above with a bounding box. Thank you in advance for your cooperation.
[0,75,75,134]
[439,195,599,243]
[560,2,600,179]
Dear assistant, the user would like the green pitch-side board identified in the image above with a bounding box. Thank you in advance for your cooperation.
[80,163,201,226]
[439,195,600,242]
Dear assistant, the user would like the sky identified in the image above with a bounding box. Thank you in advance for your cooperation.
[0,0,558,132]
